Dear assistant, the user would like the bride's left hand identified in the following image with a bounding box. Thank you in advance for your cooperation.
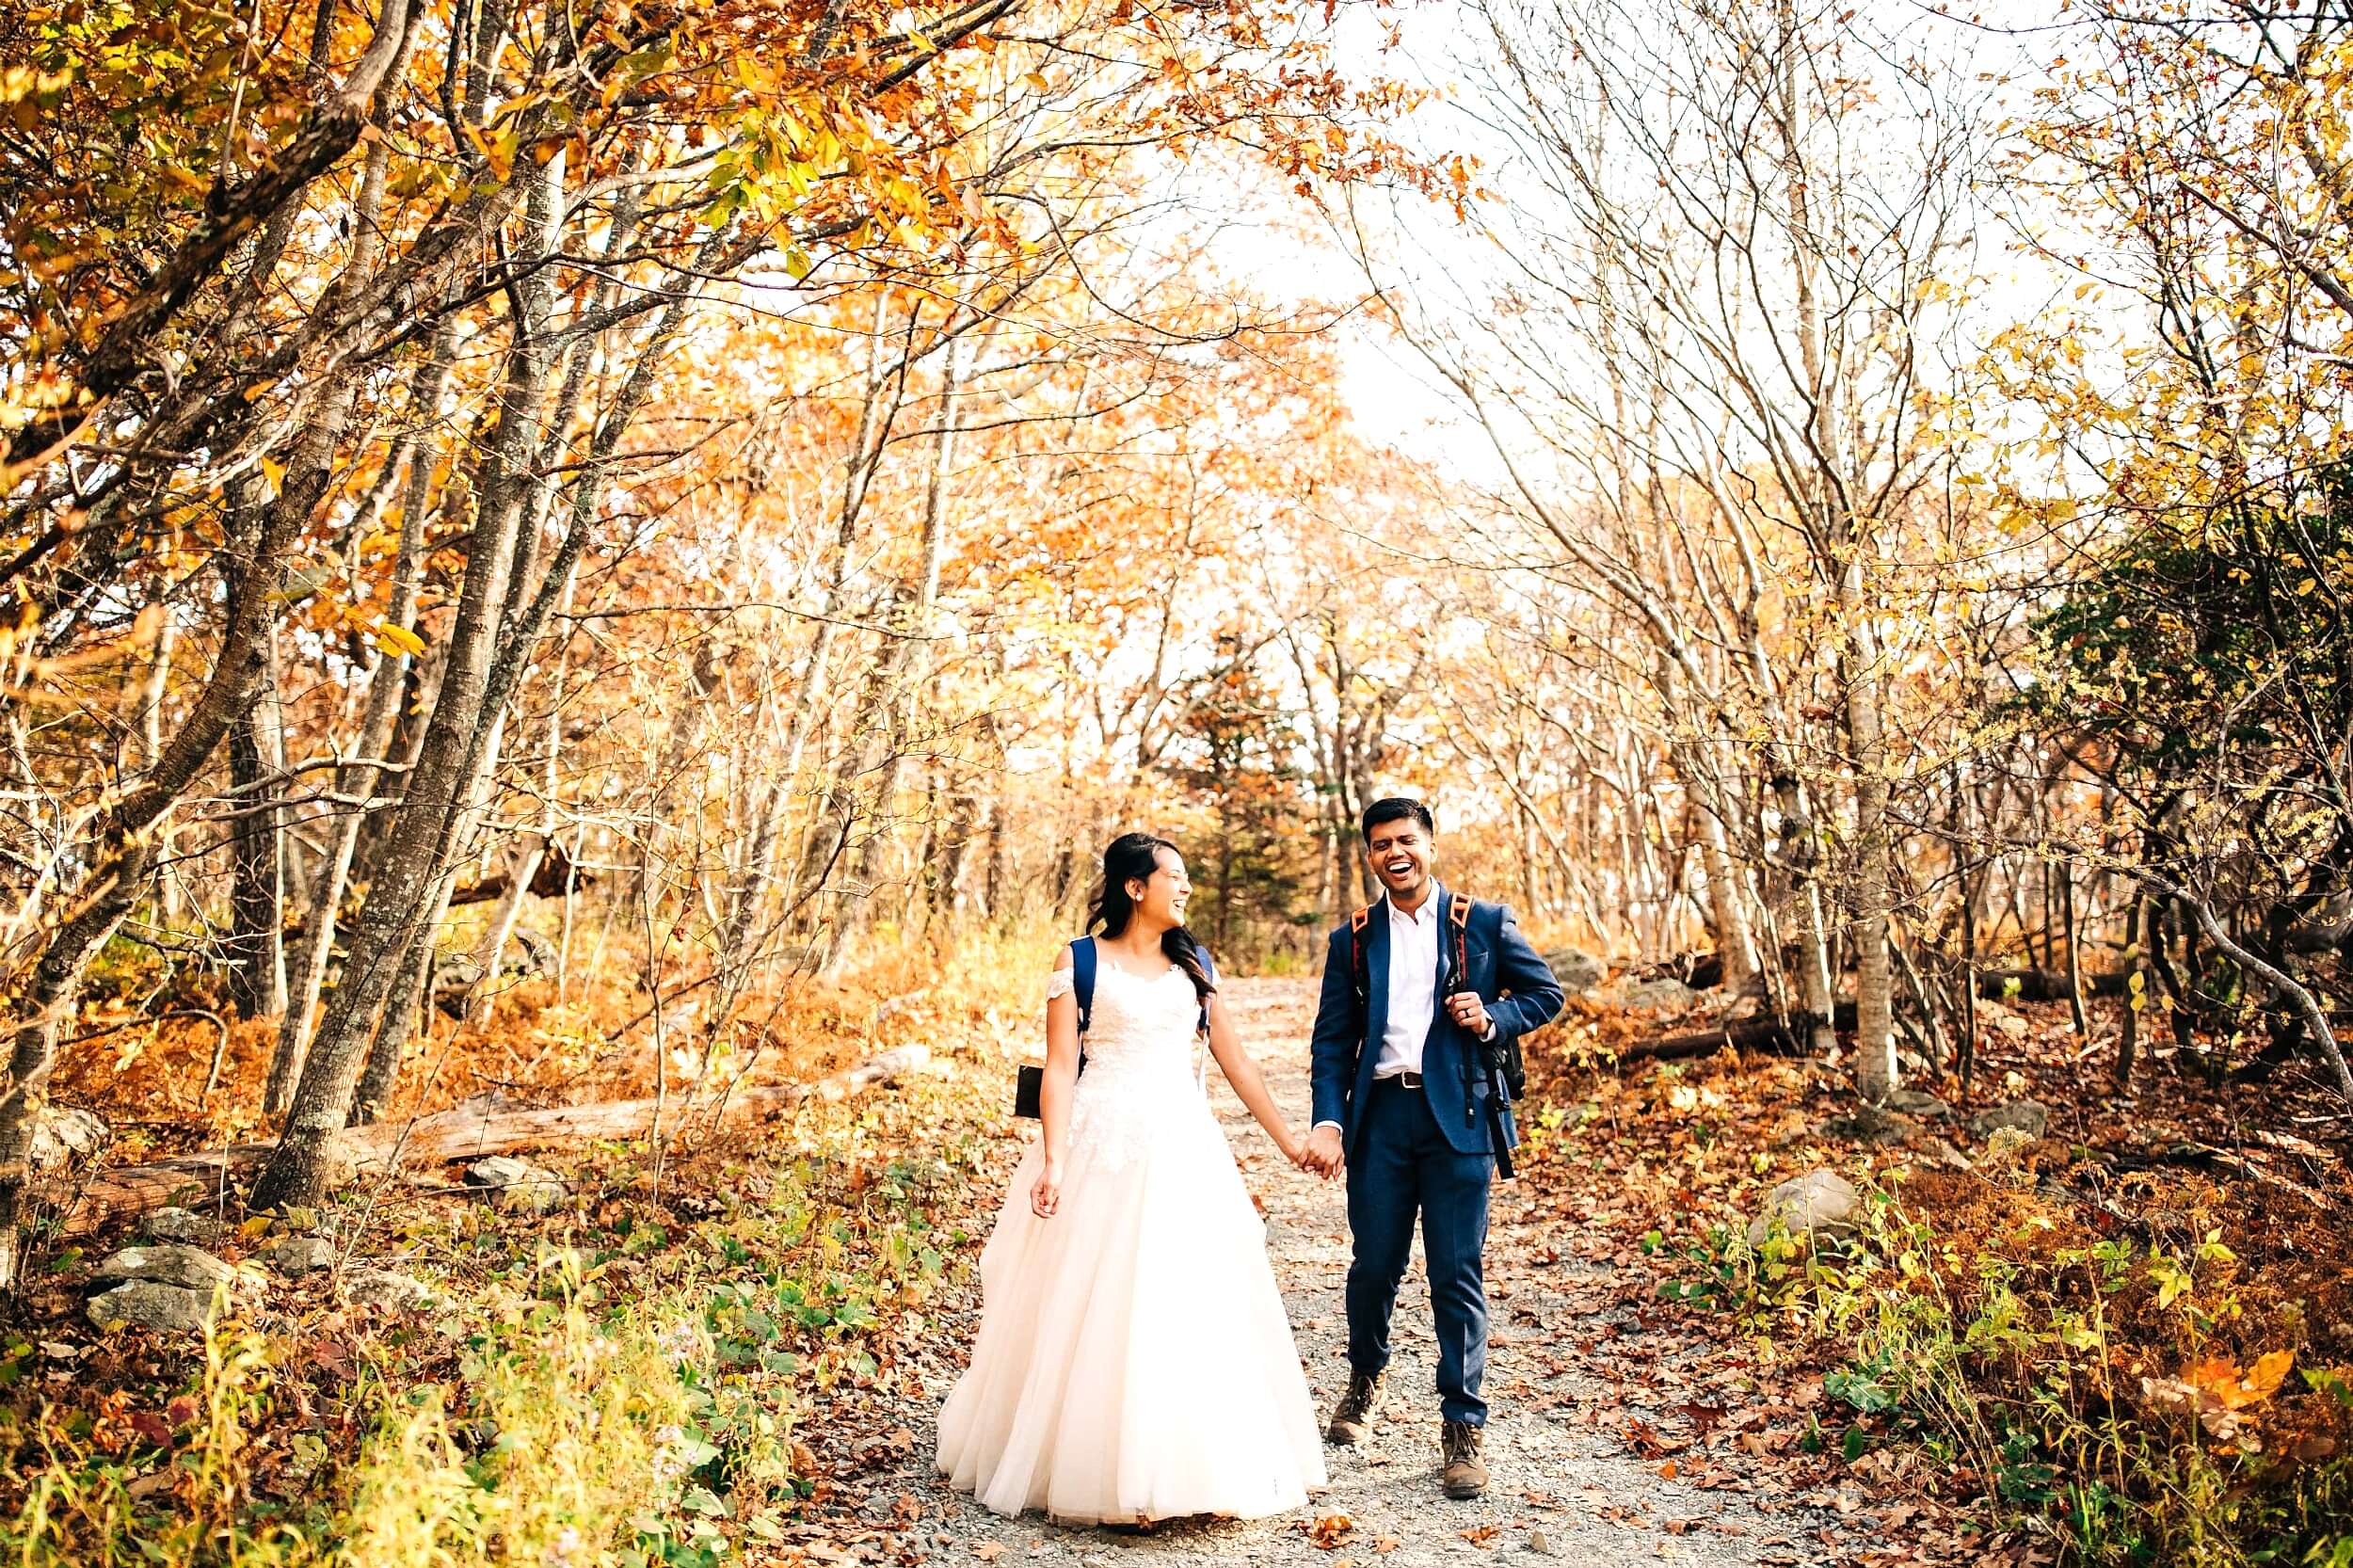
[1031,1159,1063,1218]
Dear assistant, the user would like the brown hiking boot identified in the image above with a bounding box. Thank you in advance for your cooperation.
[1325,1369,1385,1446]
[1440,1420,1488,1498]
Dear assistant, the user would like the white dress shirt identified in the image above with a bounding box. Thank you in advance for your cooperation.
[1374,895,1442,1078]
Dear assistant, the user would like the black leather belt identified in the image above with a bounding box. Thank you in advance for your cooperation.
[1377,1070,1424,1089]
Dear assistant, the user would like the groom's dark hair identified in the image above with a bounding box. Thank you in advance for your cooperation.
[1361,797,1434,840]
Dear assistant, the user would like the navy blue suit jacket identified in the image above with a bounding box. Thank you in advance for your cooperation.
[1308,886,1564,1159]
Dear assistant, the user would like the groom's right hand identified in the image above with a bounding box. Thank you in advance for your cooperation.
[1302,1124,1344,1179]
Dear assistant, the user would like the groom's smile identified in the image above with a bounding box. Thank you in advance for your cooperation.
[1365,821,1434,907]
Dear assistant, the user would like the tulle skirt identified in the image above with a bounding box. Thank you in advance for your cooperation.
[936,1077,1329,1524]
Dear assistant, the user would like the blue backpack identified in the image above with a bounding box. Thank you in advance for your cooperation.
[1013,936,1217,1118]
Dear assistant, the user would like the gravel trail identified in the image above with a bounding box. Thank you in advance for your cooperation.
[821,977,1854,1568]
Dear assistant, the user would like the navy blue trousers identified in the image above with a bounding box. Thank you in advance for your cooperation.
[1344,1076,1494,1426]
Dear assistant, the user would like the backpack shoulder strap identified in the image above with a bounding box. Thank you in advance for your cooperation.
[1347,903,1376,996]
[1071,936,1096,1037]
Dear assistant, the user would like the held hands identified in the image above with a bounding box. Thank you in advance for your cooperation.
[1297,1123,1344,1180]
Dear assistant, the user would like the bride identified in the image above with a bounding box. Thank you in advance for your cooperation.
[936,832,1330,1527]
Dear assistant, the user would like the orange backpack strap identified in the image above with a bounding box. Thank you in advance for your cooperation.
[1448,894,1473,992]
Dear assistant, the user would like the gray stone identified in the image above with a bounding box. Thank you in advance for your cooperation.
[344,1267,433,1312]
[1745,1168,1862,1249]
[92,1243,235,1293]
[1967,1098,2050,1140]
[1542,947,1607,995]
[1613,976,1700,1012]
[264,1237,336,1276]
[465,1156,565,1215]
[87,1281,216,1334]
[144,1207,221,1244]
[1885,1089,1953,1120]
[464,1155,536,1186]
[28,1105,107,1170]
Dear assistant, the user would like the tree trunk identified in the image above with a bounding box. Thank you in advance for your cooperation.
[250,152,570,1212]
[269,322,457,1114]
[0,346,346,1281]
[1838,564,1898,1104]
[2060,857,2089,1039]
[2116,892,2146,1088]
[252,187,718,1211]
[838,332,967,952]
[224,616,288,1018]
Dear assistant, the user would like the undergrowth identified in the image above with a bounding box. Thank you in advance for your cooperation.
[1,923,1032,1568]
[1685,1164,2353,1564]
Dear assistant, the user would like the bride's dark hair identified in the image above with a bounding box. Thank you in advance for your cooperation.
[1086,832,1215,1005]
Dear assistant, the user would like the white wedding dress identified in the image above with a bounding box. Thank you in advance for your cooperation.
[936,959,1329,1524]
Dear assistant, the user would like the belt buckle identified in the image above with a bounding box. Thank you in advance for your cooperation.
[1398,1070,1423,1090]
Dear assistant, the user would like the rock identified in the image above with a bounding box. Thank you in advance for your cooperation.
[464,1156,566,1215]
[1745,1168,1862,1249]
[1816,1103,1915,1147]
[1612,976,1700,1012]
[1543,947,1607,995]
[1975,997,2031,1041]
[1966,1099,2050,1140]
[344,1267,433,1312]
[28,1105,108,1170]
[1977,1124,2038,1175]
[1885,1089,1952,1120]
[1527,1526,1555,1555]
[264,1237,336,1276]
[92,1244,235,1293]
[145,1207,222,1245]
[87,1281,216,1334]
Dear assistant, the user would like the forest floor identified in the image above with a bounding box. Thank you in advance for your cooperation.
[8,959,2348,1568]
[806,978,1869,1568]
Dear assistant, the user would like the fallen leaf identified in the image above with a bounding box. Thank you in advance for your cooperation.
[1306,1512,1354,1549]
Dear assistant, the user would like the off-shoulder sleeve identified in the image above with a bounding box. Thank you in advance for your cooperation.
[1045,968,1076,1003]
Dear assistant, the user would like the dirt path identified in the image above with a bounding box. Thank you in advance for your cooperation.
[823,978,1854,1567]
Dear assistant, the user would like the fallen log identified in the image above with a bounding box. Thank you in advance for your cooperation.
[1977,967,2126,1001]
[1622,1003,1857,1062]
[56,1047,930,1238]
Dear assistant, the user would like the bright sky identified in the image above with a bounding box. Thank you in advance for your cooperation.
[1162,0,2082,497]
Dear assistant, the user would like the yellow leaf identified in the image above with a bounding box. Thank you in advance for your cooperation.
[374,621,426,658]
[2244,1350,2295,1401]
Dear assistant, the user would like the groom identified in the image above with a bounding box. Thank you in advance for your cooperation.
[1300,798,1564,1500]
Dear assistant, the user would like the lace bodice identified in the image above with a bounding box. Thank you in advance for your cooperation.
[1050,955,1209,1172]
